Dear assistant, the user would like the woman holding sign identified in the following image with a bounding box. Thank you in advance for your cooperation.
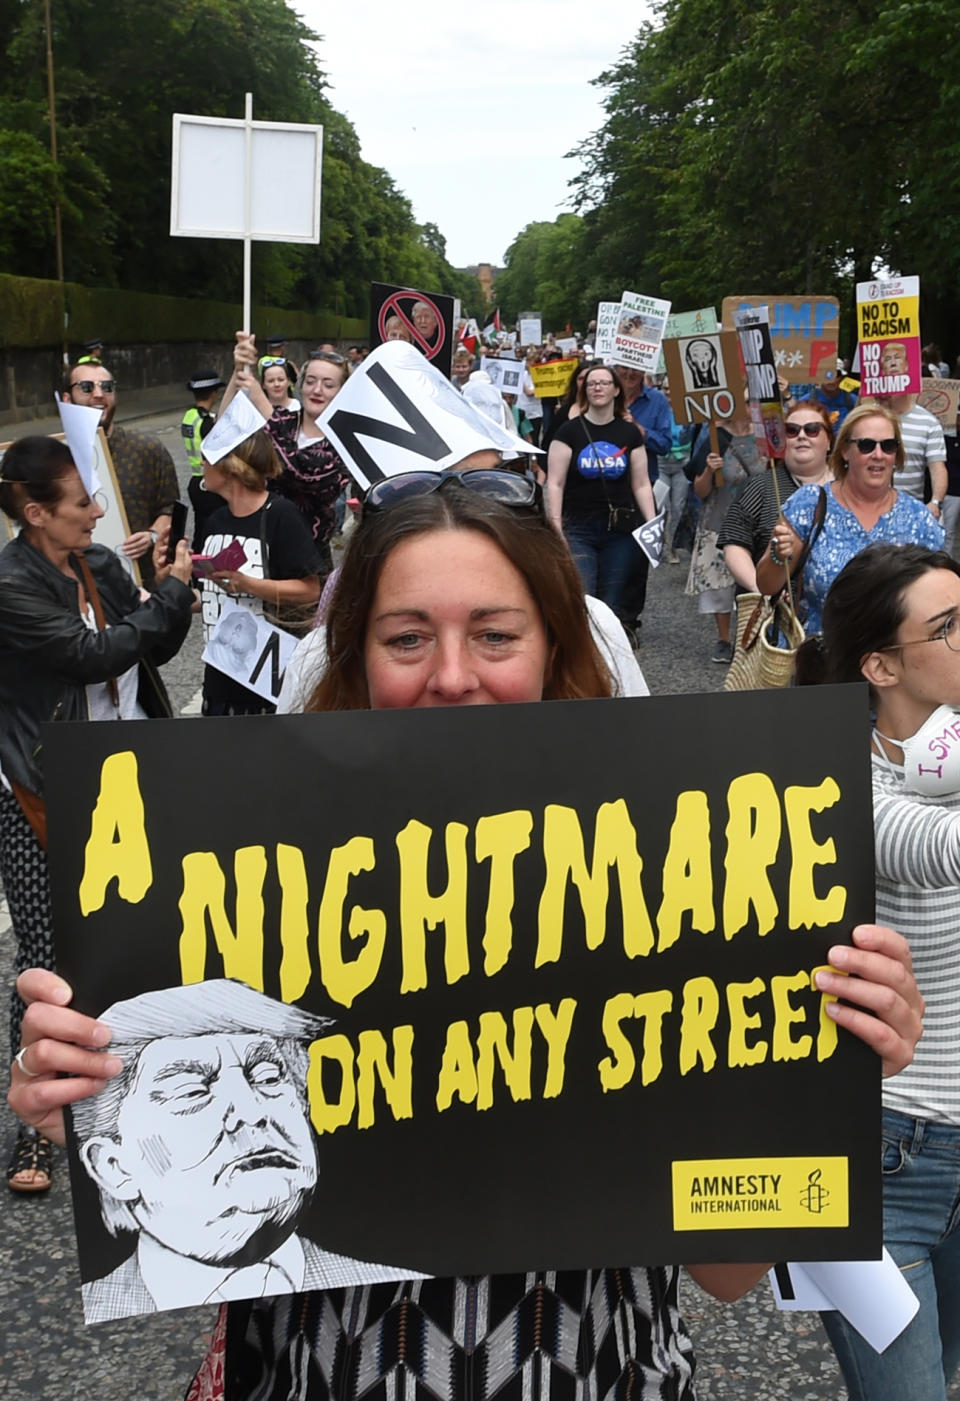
[11,466,927,1401]
[224,336,350,568]
[546,363,655,639]
[757,403,944,634]
[0,436,195,1193]
[797,543,960,1400]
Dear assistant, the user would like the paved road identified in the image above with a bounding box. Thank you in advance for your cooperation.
[0,414,951,1398]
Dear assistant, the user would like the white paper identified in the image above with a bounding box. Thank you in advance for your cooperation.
[769,1251,919,1354]
[612,291,672,372]
[518,318,542,347]
[202,391,269,464]
[56,399,102,497]
[318,341,540,492]
[633,510,665,567]
[595,301,620,360]
[484,359,526,397]
[202,598,298,703]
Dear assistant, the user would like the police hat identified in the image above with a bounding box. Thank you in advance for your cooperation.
[187,370,226,392]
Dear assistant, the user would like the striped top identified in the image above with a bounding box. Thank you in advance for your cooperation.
[191,1269,697,1400]
[893,404,947,501]
[873,750,960,1126]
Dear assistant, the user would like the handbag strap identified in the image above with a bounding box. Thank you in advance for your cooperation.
[579,413,636,521]
[75,552,120,708]
[770,485,828,606]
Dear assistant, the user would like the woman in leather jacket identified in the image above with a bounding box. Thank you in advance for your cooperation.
[0,435,195,1194]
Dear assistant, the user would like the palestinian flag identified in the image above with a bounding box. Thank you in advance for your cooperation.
[481,308,502,344]
[459,317,480,354]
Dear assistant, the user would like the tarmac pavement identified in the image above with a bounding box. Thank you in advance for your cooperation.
[1,409,954,1398]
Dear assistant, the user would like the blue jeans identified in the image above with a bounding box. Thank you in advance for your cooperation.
[658,458,690,551]
[563,514,639,623]
[820,1109,960,1400]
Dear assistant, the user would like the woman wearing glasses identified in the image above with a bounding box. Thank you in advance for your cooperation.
[546,363,655,638]
[259,358,300,413]
[756,403,944,634]
[222,335,350,571]
[797,543,960,1400]
[11,464,926,1401]
[719,401,835,591]
[0,436,195,1194]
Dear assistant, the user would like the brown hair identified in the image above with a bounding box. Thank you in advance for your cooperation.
[831,402,904,478]
[0,436,76,522]
[306,486,614,710]
[577,363,626,417]
[217,429,281,488]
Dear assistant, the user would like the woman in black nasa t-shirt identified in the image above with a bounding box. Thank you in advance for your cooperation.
[545,363,654,625]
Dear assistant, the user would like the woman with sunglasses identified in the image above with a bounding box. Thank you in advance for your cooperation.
[797,542,960,1400]
[259,358,300,413]
[11,468,925,1401]
[0,436,195,1194]
[222,334,350,571]
[756,403,944,634]
[718,401,835,592]
[276,460,650,712]
[546,363,655,637]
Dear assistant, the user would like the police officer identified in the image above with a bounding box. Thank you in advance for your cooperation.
[182,370,225,548]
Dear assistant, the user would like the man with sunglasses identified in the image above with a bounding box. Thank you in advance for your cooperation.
[61,364,179,590]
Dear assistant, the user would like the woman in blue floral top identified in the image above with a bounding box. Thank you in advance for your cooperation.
[757,402,944,633]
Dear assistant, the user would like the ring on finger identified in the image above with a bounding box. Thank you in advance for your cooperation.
[14,1046,39,1078]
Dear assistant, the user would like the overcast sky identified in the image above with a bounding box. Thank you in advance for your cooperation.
[296,2,652,270]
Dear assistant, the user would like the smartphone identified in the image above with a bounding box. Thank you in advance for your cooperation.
[165,501,188,564]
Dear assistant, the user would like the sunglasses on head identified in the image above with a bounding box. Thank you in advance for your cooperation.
[784,421,825,439]
[308,350,345,365]
[850,437,898,455]
[363,468,541,517]
[72,379,115,394]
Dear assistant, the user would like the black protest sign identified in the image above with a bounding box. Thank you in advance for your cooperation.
[732,307,787,459]
[662,331,746,427]
[45,685,879,1314]
[370,282,455,378]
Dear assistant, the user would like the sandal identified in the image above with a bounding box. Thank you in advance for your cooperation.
[7,1126,54,1193]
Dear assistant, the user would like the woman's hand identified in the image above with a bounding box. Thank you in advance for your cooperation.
[120,529,156,561]
[8,970,123,1147]
[814,923,924,1079]
[213,568,248,598]
[152,533,193,587]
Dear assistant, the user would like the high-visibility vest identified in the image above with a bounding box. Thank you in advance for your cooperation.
[181,405,213,475]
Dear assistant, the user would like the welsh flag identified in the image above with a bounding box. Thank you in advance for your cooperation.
[459,317,480,354]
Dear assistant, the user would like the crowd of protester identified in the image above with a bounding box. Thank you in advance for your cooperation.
[1,318,959,1401]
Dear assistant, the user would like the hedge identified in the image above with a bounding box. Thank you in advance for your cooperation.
[0,274,366,349]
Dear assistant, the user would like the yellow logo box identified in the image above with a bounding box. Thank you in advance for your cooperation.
[672,1157,848,1231]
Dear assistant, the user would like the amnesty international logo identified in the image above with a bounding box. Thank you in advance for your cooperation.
[800,1168,830,1215]
[672,1157,848,1231]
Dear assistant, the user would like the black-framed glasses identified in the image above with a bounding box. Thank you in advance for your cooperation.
[363,468,541,517]
[784,421,825,439]
[71,379,115,394]
[880,614,960,653]
[850,437,898,455]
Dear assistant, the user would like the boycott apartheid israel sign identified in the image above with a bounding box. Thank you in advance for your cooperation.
[370,282,455,379]
[44,685,879,1322]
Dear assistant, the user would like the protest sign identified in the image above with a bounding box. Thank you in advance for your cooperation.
[918,378,960,432]
[46,683,878,1323]
[732,306,786,458]
[856,276,921,398]
[722,298,839,383]
[612,291,672,373]
[171,95,323,331]
[370,283,455,379]
[529,360,579,399]
[201,598,298,704]
[633,511,665,566]
[661,331,746,434]
[595,301,620,360]
[657,308,718,375]
[319,342,536,490]
[556,337,578,357]
[484,358,526,397]
[519,315,542,347]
